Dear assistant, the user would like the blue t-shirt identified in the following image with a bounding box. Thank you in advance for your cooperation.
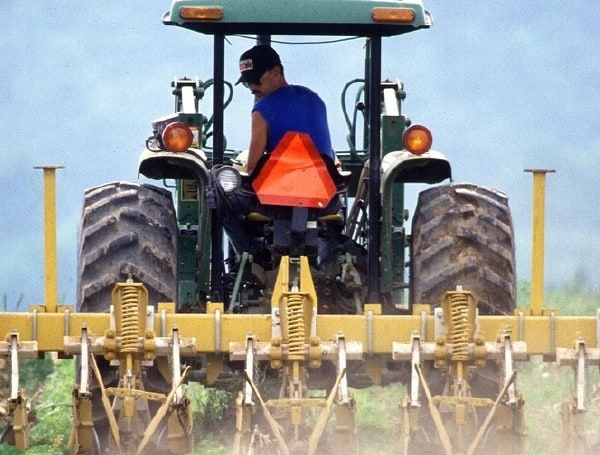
[253,85,334,160]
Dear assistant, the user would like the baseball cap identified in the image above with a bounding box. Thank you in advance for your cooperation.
[236,45,282,85]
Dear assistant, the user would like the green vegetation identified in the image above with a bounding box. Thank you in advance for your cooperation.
[517,268,600,316]
[353,385,403,454]
[516,273,600,453]
[0,356,69,454]
[187,382,232,454]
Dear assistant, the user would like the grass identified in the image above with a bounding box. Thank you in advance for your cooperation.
[518,356,600,454]
[0,357,71,454]
[4,371,595,454]
[353,385,404,454]
[515,274,600,453]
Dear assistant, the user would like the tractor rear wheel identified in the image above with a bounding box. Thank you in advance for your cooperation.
[76,181,178,451]
[410,182,516,314]
[407,183,518,454]
[76,181,178,312]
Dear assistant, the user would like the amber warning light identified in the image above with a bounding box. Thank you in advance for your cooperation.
[372,8,415,24]
[162,122,194,153]
[179,6,224,20]
[403,124,432,155]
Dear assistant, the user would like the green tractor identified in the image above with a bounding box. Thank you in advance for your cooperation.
[74,0,517,453]
[78,1,515,318]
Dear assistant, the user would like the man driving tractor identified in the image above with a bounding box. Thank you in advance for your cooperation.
[217,44,343,262]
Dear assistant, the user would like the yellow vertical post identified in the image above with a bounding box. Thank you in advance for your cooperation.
[34,165,64,313]
[524,169,555,316]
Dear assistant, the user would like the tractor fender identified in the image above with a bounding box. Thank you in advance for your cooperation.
[380,149,452,305]
[381,149,451,188]
[138,147,210,187]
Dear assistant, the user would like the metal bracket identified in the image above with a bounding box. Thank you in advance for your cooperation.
[7,332,29,451]
[171,327,183,405]
[410,333,421,407]
[245,333,256,406]
[9,333,19,402]
[556,337,600,412]
[80,326,90,395]
[574,339,586,412]
[500,331,517,405]
[71,326,94,454]
[336,332,350,404]
[555,337,597,453]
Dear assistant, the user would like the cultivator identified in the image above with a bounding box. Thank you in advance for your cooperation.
[0,167,598,454]
[67,282,195,454]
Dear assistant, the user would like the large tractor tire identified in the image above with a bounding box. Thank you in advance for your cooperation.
[410,182,516,315]
[77,181,178,312]
[76,182,178,452]
[408,183,518,454]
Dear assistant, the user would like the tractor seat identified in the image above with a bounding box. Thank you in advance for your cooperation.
[247,210,344,225]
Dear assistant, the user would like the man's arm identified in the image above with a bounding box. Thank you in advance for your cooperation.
[247,110,268,174]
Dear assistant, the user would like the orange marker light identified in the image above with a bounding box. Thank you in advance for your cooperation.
[403,124,432,155]
[162,122,194,153]
[179,6,224,20]
[372,8,415,23]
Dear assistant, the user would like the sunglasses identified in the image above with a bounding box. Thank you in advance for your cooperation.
[242,69,272,88]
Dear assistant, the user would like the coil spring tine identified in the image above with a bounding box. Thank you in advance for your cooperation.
[450,293,469,361]
[287,293,305,361]
[120,285,140,353]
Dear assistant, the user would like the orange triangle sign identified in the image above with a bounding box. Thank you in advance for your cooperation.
[252,132,336,208]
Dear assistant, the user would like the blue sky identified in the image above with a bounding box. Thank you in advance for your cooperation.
[1,1,599,308]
